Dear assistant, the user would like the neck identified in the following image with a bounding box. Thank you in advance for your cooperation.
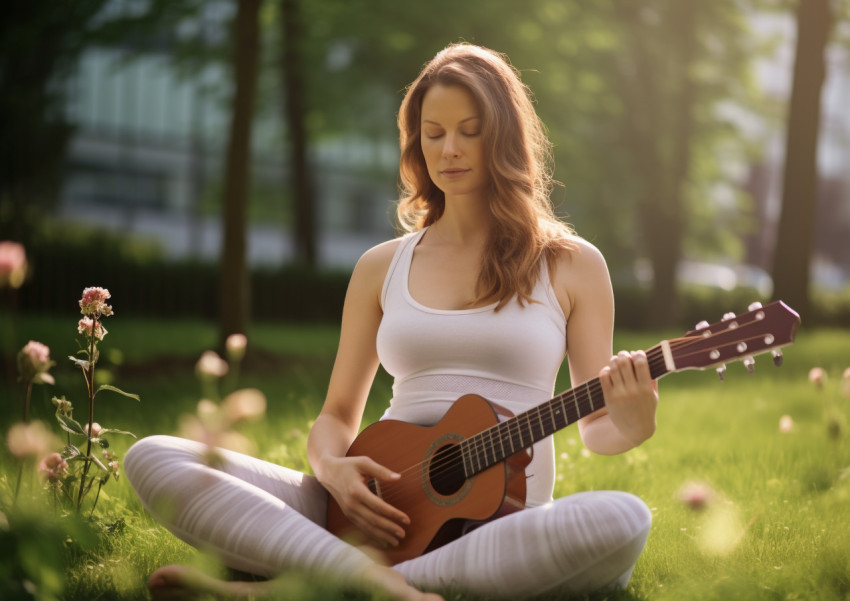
[431,195,492,246]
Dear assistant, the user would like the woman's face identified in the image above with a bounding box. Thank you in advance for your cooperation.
[420,84,487,201]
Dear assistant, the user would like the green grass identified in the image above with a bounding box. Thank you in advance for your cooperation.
[2,313,850,600]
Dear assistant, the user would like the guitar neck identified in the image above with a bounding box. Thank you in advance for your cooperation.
[459,344,668,477]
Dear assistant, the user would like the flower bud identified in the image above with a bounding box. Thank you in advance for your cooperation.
[84,422,103,438]
[7,421,55,459]
[222,388,267,423]
[808,367,826,389]
[78,317,108,341]
[17,340,55,385]
[38,452,69,482]
[225,333,248,362]
[778,415,794,433]
[196,350,228,379]
[677,480,714,511]
[0,241,27,289]
[51,396,73,415]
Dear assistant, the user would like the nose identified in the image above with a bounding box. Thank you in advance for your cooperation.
[442,133,460,158]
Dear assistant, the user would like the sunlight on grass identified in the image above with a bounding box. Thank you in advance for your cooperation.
[2,316,849,600]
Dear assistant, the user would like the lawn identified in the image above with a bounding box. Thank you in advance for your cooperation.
[1,311,849,600]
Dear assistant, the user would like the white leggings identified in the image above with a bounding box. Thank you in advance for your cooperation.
[124,435,651,598]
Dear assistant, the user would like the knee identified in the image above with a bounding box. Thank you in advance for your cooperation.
[124,435,198,487]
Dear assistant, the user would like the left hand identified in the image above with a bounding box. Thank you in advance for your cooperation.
[598,350,658,447]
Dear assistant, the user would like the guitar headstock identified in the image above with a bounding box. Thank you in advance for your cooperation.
[660,301,800,376]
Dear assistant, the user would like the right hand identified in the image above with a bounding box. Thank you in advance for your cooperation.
[319,455,410,547]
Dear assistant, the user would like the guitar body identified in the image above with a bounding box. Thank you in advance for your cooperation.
[326,394,531,565]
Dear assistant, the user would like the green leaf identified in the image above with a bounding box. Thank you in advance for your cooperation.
[99,428,137,439]
[95,384,140,402]
[63,445,82,460]
[56,413,87,435]
[68,355,90,370]
[90,454,109,474]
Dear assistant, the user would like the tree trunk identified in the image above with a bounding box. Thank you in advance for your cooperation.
[280,0,317,265]
[613,2,695,327]
[770,0,832,320]
[218,0,261,347]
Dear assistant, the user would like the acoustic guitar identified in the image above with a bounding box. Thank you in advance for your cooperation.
[327,300,800,564]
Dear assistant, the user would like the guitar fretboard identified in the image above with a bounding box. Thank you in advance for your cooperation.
[458,344,667,477]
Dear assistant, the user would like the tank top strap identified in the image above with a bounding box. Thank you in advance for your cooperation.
[380,228,427,310]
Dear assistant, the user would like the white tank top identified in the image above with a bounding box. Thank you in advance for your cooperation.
[376,227,567,506]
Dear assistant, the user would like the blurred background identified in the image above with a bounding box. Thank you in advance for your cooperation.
[1,0,849,341]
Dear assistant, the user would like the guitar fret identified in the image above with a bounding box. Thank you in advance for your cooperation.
[586,381,595,413]
[498,426,506,461]
[538,405,548,439]
[486,428,496,466]
[554,396,567,429]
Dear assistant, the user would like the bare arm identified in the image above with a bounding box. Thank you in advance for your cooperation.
[307,240,410,547]
[553,240,658,455]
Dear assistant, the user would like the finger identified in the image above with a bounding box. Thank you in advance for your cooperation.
[354,507,406,546]
[607,354,626,387]
[631,350,652,384]
[598,365,613,398]
[359,457,402,483]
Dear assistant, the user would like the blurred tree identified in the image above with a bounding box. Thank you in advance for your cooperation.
[770,0,835,320]
[279,0,316,265]
[219,0,261,346]
[0,0,109,244]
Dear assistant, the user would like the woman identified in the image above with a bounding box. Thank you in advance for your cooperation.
[125,43,658,601]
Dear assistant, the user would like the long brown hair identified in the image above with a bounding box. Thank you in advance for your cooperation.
[397,43,577,310]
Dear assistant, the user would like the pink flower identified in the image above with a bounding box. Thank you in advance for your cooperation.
[38,452,68,482]
[678,480,714,511]
[196,350,228,379]
[84,422,103,438]
[808,367,826,389]
[0,241,27,289]
[7,421,54,459]
[225,333,248,361]
[108,460,120,477]
[17,340,55,385]
[779,415,794,433]
[79,287,113,317]
[222,388,266,423]
[78,317,108,341]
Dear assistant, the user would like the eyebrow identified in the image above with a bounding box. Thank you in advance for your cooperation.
[422,116,481,126]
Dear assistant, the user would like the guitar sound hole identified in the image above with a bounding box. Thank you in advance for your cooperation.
[429,443,466,496]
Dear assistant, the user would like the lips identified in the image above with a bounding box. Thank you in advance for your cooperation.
[441,168,471,178]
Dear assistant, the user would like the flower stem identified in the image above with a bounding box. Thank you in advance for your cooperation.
[90,480,104,518]
[76,318,98,511]
[22,382,32,423]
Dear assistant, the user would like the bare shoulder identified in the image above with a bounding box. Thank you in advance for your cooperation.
[355,237,403,277]
[551,236,610,283]
[550,236,613,319]
[347,237,405,305]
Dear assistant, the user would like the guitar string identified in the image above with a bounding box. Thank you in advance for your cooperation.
[362,321,766,506]
[370,338,688,505]
[373,335,707,505]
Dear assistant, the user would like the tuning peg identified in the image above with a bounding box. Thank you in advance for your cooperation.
[695,320,710,330]
[717,364,726,381]
[722,312,737,321]
[771,349,783,367]
[743,356,755,374]
[748,301,763,311]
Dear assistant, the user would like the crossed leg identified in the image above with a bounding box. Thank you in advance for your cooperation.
[125,436,650,600]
